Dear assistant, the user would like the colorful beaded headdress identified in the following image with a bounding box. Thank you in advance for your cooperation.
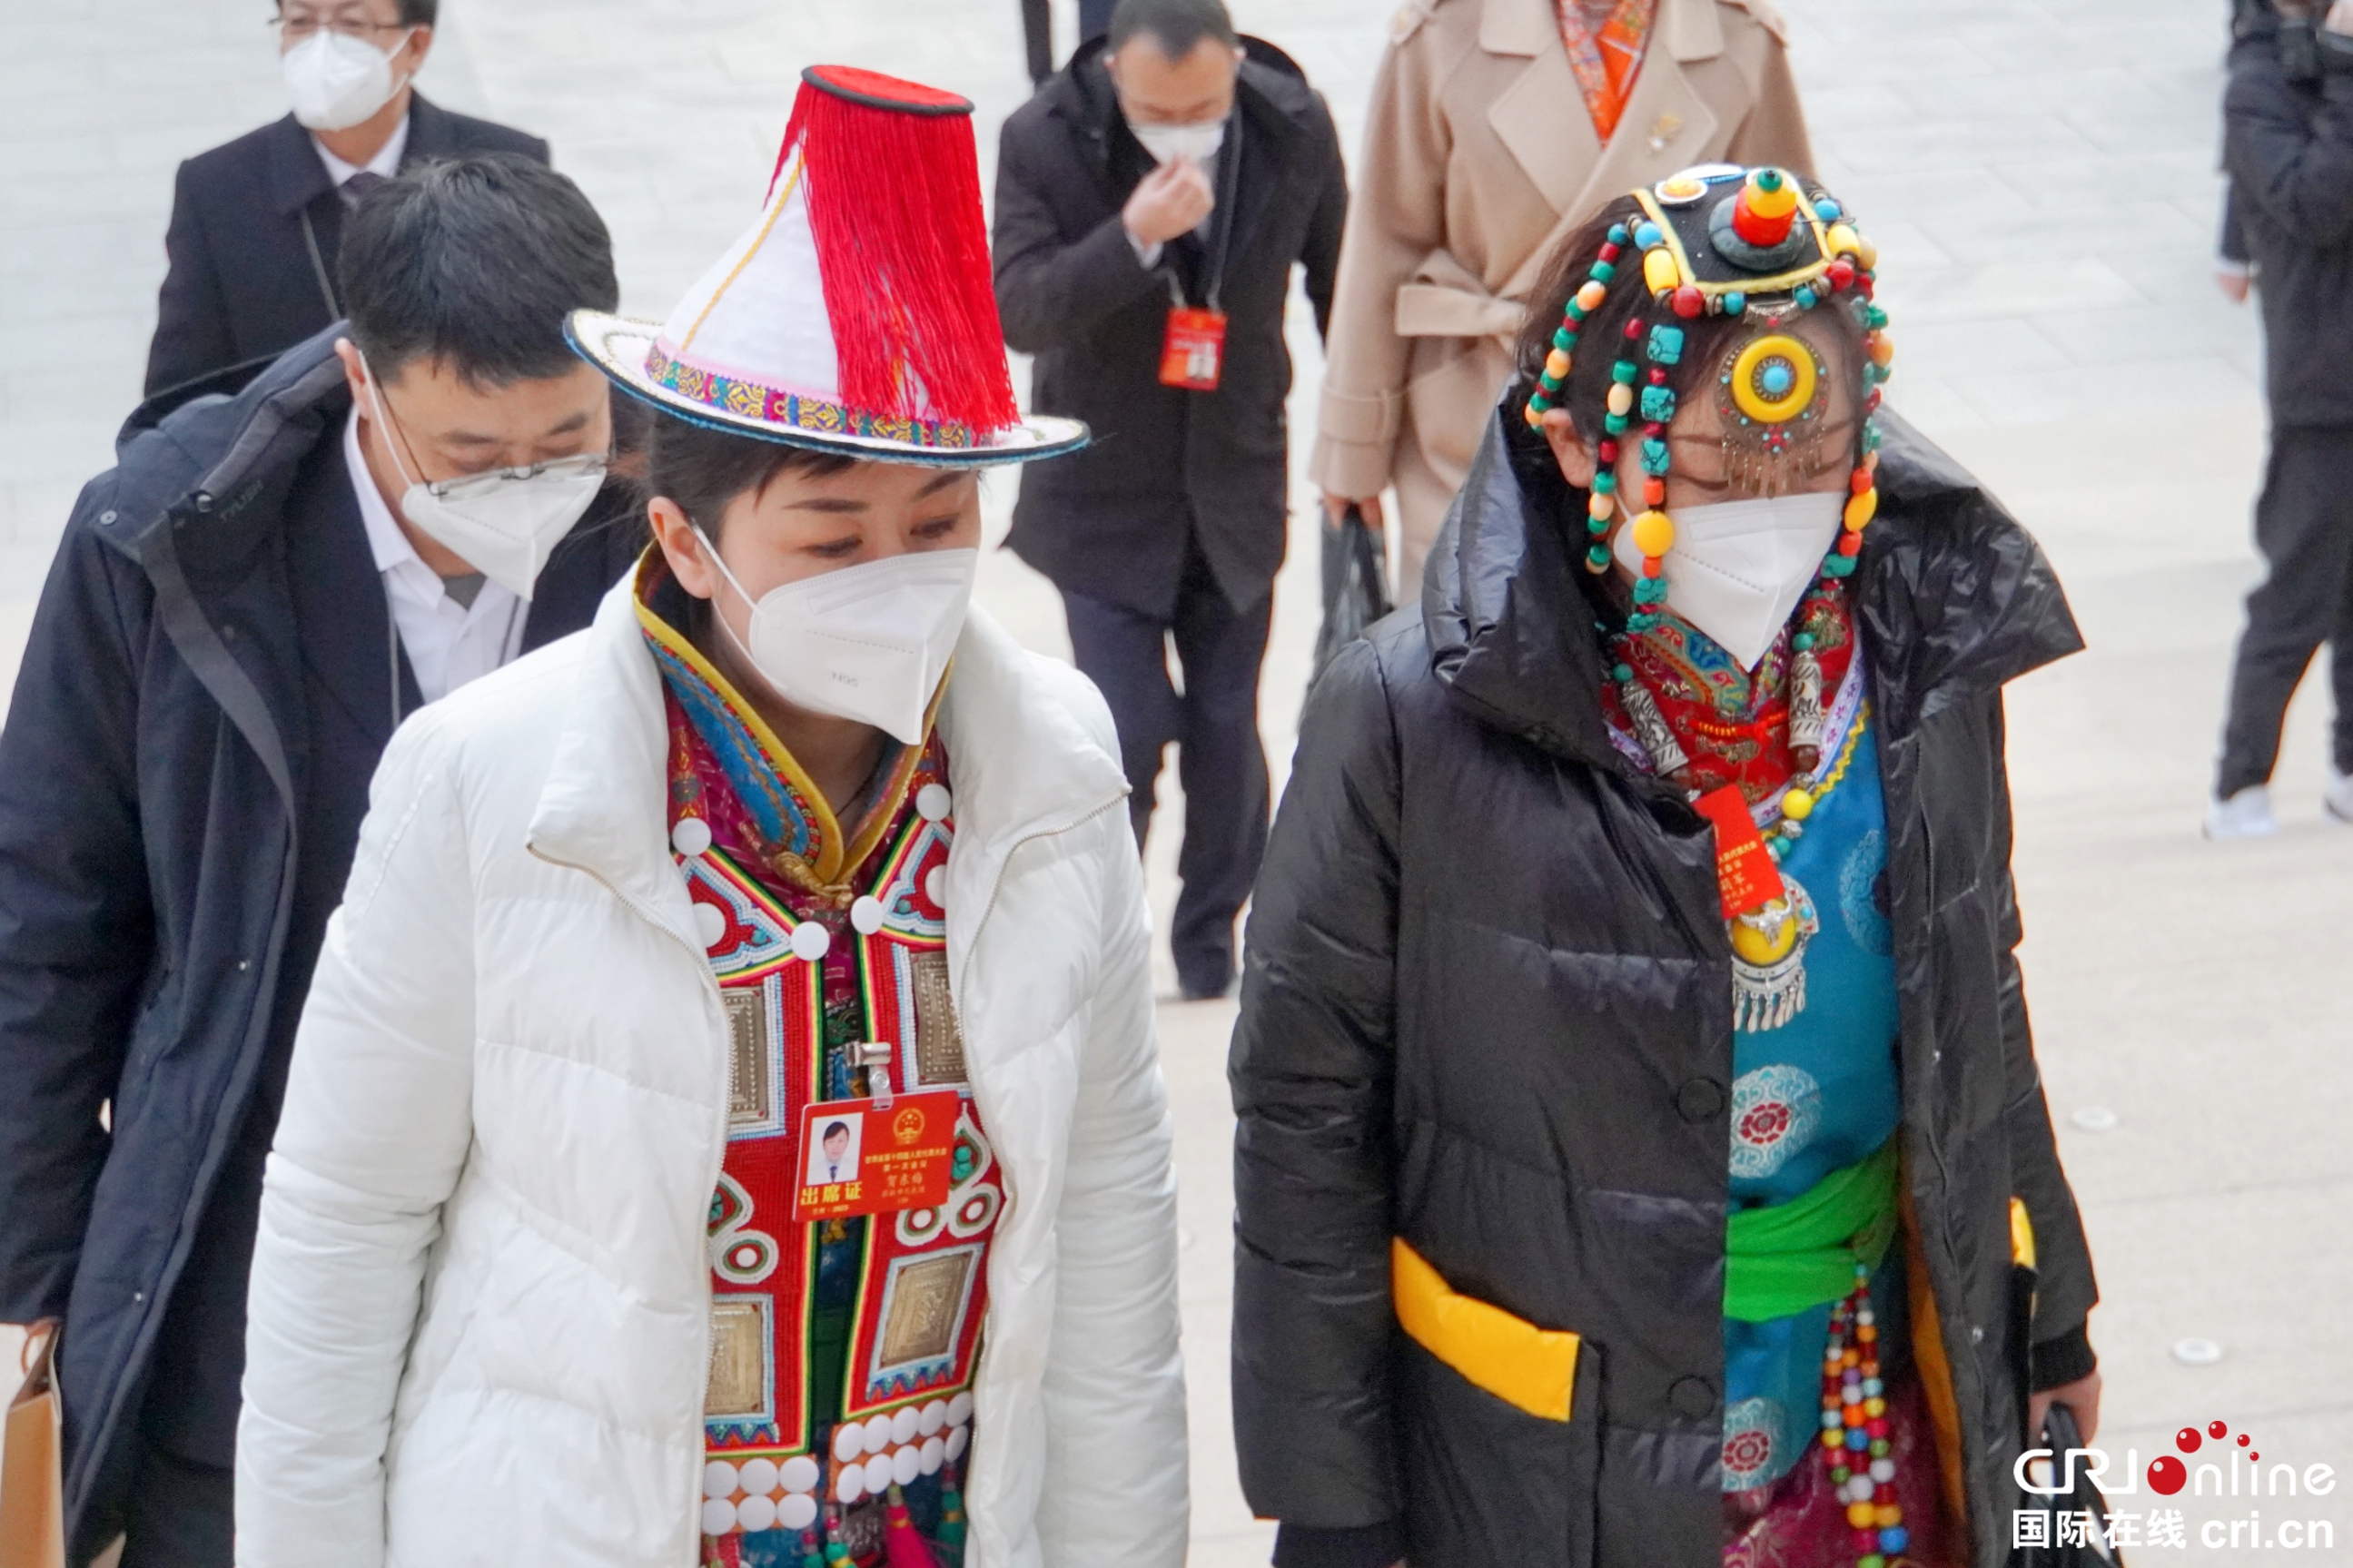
[570,66,1087,467]
[1523,163,1893,632]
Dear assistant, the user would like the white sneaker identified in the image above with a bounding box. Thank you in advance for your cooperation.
[2326,766,2353,825]
[2205,784,2279,840]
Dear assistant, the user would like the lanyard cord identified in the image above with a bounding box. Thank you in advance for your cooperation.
[1159,108,1244,314]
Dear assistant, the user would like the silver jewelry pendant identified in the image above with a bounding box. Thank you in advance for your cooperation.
[1730,873,1818,1034]
[1788,649,1825,753]
[1619,678,1690,776]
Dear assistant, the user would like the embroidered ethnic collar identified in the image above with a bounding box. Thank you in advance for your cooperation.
[631,547,942,896]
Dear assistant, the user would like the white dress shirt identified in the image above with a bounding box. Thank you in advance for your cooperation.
[344,408,528,706]
[312,113,409,190]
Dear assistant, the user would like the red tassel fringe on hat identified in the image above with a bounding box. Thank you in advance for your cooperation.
[779,67,1020,436]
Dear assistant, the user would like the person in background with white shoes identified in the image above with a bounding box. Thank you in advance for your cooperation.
[234,68,1186,1568]
[2209,0,2353,837]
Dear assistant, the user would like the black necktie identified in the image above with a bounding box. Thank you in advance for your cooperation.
[341,170,388,209]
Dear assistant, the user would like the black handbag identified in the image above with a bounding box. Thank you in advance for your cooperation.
[1311,503,1392,679]
[2011,1404,2124,1568]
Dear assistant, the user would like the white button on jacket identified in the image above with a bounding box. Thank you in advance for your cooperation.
[234,580,1188,1568]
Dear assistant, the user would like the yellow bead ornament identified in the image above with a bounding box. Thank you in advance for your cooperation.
[1587,492,1614,521]
[1744,169,1800,221]
[1629,509,1675,557]
[1607,382,1636,416]
[1546,348,1572,380]
[1867,333,1895,370]
[1825,222,1861,259]
[1844,489,1878,530]
[1576,280,1607,312]
[1780,786,1814,820]
[1643,248,1680,294]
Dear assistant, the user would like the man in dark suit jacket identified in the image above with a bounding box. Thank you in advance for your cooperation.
[0,157,639,1568]
[144,0,549,397]
[994,0,1346,999]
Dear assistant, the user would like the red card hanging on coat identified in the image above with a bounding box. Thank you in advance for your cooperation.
[1692,784,1785,921]
[792,1090,959,1221]
[1159,306,1227,390]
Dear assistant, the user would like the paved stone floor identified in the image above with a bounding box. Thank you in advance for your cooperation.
[5,2,2351,1563]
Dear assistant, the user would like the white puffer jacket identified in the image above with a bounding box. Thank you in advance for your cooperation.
[234,583,1187,1567]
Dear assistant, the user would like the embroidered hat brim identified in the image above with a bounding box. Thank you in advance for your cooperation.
[568,311,1088,468]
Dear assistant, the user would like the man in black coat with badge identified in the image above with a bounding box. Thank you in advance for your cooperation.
[0,156,638,1568]
[143,0,549,398]
[994,0,1347,999]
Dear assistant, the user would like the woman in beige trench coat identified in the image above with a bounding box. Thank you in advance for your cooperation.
[1313,0,1814,595]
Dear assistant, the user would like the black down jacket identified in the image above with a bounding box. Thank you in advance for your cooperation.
[1230,409,2097,1568]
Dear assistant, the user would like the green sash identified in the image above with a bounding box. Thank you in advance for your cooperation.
[1724,1139,1900,1324]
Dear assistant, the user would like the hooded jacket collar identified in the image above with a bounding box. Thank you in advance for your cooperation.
[528,577,1130,948]
[1422,408,2083,767]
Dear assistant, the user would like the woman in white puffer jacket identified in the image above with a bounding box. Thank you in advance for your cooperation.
[235,64,1186,1568]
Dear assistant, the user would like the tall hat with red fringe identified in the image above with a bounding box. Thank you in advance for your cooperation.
[569,65,1086,466]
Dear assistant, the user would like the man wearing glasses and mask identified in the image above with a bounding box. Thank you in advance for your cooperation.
[0,155,638,1568]
[143,0,549,399]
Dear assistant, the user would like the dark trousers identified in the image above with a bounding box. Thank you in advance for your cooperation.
[112,1440,232,1568]
[2218,426,2353,795]
[1063,541,1270,993]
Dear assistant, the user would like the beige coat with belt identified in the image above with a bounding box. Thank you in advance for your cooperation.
[1310,0,1813,592]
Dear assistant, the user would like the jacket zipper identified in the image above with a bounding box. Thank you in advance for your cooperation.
[943,791,1124,1542]
[528,843,730,1564]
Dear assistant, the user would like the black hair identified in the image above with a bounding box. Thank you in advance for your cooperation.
[277,1,440,28]
[639,412,858,541]
[1509,193,1865,459]
[1106,0,1239,58]
[822,1121,852,1140]
[341,153,617,387]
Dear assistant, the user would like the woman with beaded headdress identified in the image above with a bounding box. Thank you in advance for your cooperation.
[1231,165,2101,1568]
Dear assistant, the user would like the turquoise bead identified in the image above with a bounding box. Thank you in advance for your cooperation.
[1760,361,1795,397]
[1612,663,1634,684]
[1634,221,1663,249]
[1639,438,1671,475]
[1553,327,1575,350]
[1647,324,1686,365]
[1590,261,1616,283]
[1587,517,1609,536]
[1607,222,1630,245]
[1604,412,1630,435]
[1724,291,1746,316]
[1794,632,1814,651]
[1612,360,1639,385]
[1865,304,1890,330]
[1592,471,1616,493]
[1794,286,1818,311]
[1586,544,1611,567]
[1640,386,1676,422]
[1814,197,1843,222]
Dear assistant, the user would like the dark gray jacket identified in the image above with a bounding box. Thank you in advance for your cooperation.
[994,37,1346,617]
[0,330,636,1553]
[2224,23,2353,426]
[1231,409,2097,1568]
[145,95,549,397]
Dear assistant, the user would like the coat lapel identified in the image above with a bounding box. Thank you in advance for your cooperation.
[285,427,402,750]
[262,113,334,218]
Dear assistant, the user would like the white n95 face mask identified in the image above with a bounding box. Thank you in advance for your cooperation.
[282,29,412,132]
[363,370,606,601]
[1132,118,1226,167]
[1613,490,1846,671]
[697,537,978,745]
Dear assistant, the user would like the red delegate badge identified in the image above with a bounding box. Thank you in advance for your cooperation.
[1692,785,1785,921]
[1159,306,1227,390]
[792,1090,959,1222]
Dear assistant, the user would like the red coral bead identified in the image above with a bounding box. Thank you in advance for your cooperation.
[1625,319,1646,340]
[1649,368,1670,384]
[1837,533,1863,557]
[1644,478,1666,505]
[1866,1417,1890,1436]
[1672,284,1705,319]
[1864,390,1883,413]
[1850,468,1874,495]
[1826,260,1856,291]
[1598,242,1622,261]
[1598,440,1620,463]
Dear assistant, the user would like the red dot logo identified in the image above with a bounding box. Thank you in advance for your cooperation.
[2175,1427,2202,1454]
[2149,1456,2188,1495]
[2210,1420,2230,1439]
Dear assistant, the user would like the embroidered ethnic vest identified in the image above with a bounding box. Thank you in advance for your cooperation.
[638,570,999,1552]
